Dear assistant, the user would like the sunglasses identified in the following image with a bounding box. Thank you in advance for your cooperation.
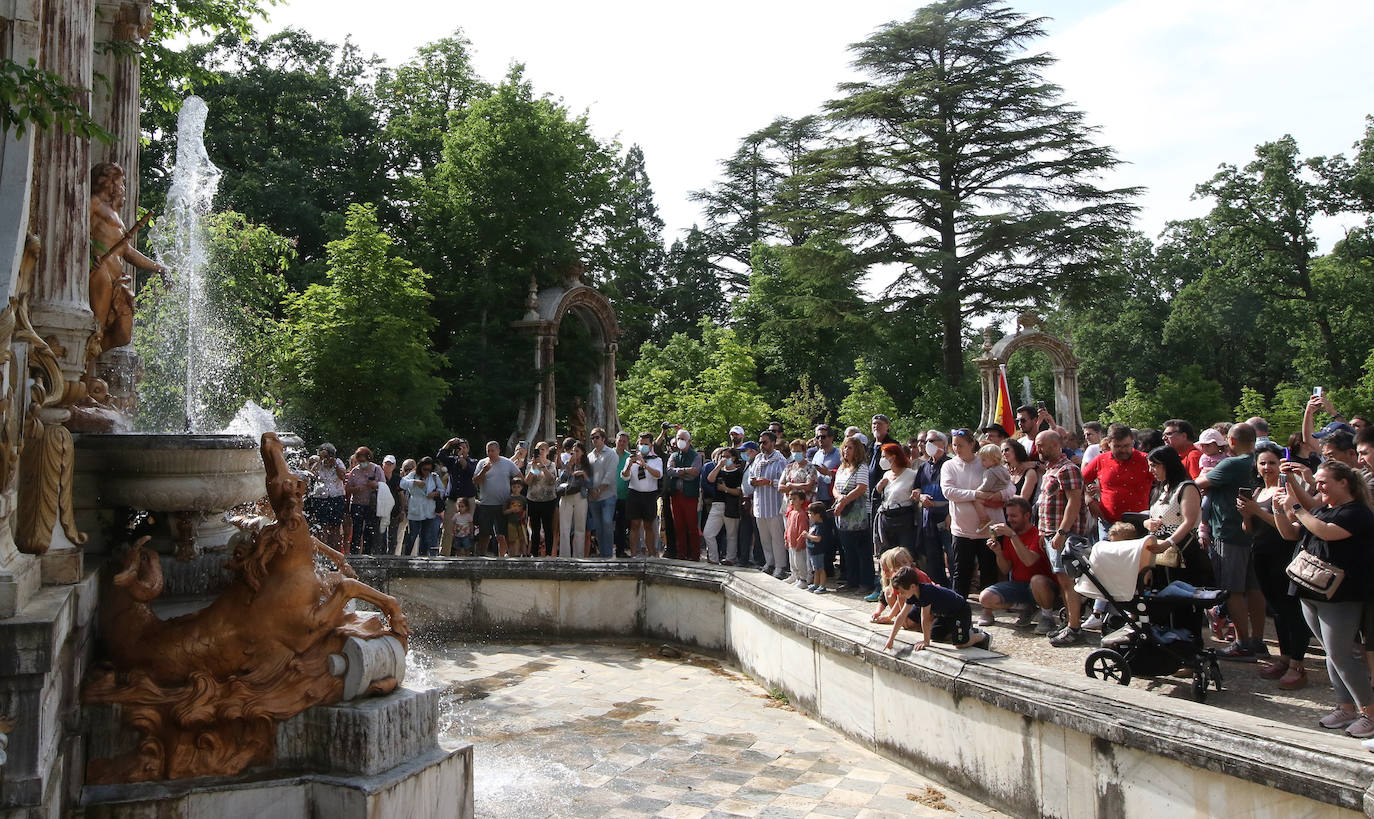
[951,429,970,438]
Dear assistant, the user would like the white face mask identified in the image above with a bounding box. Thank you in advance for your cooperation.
[639,444,651,455]
[879,457,892,471]
[925,442,941,458]
[676,438,689,450]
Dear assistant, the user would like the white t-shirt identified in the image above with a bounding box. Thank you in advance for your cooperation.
[624,455,663,493]
[880,468,917,511]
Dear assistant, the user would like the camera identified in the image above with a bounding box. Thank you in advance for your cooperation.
[661,422,672,430]
[518,440,528,450]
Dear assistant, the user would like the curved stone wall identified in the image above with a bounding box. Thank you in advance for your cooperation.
[354,557,1374,819]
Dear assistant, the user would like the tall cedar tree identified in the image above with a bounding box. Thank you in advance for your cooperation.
[602,145,667,356]
[814,0,1139,384]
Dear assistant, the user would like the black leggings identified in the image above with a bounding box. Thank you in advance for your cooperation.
[527,499,556,556]
[951,535,998,600]
[1255,546,1310,661]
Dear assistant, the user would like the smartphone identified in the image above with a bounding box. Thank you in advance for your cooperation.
[518,440,528,449]
[1239,487,1254,500]
[1036,400,1046,410]
[1313,386,1323,398]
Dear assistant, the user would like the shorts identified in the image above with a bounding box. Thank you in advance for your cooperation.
[1209,537,1259,593]
[627,489,658,522]
[807,550,827,572]
[305,495,345,526]
[1045,537,1066,573]
[985,580,1036,607]
[475,505,504,540]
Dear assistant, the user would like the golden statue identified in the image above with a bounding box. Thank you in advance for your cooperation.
[89,162,162,354]
[84,432,409,783]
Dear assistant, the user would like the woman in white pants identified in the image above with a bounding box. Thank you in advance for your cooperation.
[703,448,745,563]
[557,443,590,558]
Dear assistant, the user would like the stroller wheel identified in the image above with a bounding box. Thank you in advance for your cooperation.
[1085,648,1131,686]
[1056,606,1069,628]
[1192,669,1209,703]
[1210,657,1223,691]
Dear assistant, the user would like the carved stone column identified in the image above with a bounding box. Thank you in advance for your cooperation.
[539,333,557,445]
[23,0,97,582]
[603,342,619,435]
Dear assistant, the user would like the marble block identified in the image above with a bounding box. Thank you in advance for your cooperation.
[276,685,440,777]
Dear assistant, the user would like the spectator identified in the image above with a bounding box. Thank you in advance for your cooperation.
[524,441,558,557]
[728,425,747,449]
[979,424,1010,444]
[1136,428,1165,455]
[473,441,521,557]
[1285,431,1321,471]
[306,442,347,552]
[869,415,899,541]
[382,455,403,553]
[1246,416,1272,446]
[981,497,1057,633]
[971,444,1012,537]
[1358,427,1374,480]
[811,424,843,578]
[1081,422,1105,466]
[587,428,619,558]
[736,441,762,568]
[941,428,1010,605]
[622,433,663,557]
[665,429,705,562]
[504,478,530,557]
[784,490,811,588]
[1002,438,1040,510]
[344,447,384,555]
[915,431,952,586]
[436,438,477,556]
[557,443,591,558]
[1239,441,1308,690]
[873,442,918,562]
[1142,445,1206,584]
[614,432,632,556]
[1035,429,1091,646]
[1195,423,1265,659]
[832,435,874,594]
[884,566,991,652]
[1320,430,1374,496]
[653,424,676,558]
[400,456,443,556]
[744,431,788,578]
[1352,414,1370,433]
[1162,419,1203,479]
[1274,460,1374,739]
[1081,424,1153,629]
[1012,405,1040,447]
[703,448,745,564]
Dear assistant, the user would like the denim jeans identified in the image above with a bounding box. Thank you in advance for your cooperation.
[588,496,616,557]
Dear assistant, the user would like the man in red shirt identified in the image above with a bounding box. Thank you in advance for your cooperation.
[1163,419,1204,479]
[978,497,1057,634]
[1083,424,1153,539]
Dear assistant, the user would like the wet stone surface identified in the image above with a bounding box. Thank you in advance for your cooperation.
[413,640,1004,819]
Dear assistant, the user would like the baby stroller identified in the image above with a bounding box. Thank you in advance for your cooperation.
[1059,535,1226,702]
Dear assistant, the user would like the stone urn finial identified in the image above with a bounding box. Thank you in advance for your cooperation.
[981,326,993,353]
[522,277,540,322]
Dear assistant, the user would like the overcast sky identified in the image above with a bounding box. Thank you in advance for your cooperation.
[258,0,1373,257]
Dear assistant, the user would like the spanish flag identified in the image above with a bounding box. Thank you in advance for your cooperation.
[994,364,1014,434]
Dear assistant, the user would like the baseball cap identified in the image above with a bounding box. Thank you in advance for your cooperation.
[871,414,890,424]
[740,441,760,452]
[853,433,870,447]
[1313,421,1356,439]
[1198,429,1226,447]
[729,425,745,436]
[383,454,396,464]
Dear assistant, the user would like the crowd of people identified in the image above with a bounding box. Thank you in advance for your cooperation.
[301,395,1374,744]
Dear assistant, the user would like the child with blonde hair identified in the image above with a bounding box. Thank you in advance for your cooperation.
[871,547,928,626]
[973,443,1012,535]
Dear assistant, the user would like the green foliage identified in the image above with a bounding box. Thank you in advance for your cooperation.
[773,375,831,440]
[600,145,668,355]
[1233,386,1269,425]
[1153,365,1230,431]
[140,0,277,114]
[279,204,446,454]
[0,58,112,141]
[1102,379,1165,430]
[837,357,903,437]
[813,0,1140,382]
[907,378,979,435]
[616,321,770,448]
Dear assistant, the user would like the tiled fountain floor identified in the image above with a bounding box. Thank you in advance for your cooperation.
[417,640,1004,819]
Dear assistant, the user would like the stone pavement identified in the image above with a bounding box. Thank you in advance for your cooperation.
[412,640,1006,819]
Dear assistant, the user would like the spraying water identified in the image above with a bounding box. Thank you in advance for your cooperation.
[137,96,271,434]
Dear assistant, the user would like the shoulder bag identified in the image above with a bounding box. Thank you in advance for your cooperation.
[1287,547,1344,599]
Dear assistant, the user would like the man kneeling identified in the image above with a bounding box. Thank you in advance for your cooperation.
[979,497,1059,635]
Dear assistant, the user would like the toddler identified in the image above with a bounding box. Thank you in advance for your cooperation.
[452,497,474,556]
[885,566,991,652]
[784,490,810,588]
[973,444,1012,535]
[503,478,530,557]
[804,502,828,594]
[871,547,927,628]
[1196,429,1228,548]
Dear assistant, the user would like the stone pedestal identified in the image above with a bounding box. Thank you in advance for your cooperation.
[81,686,472,819]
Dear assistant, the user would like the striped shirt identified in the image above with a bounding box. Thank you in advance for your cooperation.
[743,450,787,519]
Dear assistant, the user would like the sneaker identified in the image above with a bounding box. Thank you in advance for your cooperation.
[806,584,818,592]
[978,612,995,627]
[1049,626,1083,647]
[813,586,828,595]
[1206,605,1233,642]
[1320,708,1359,730]
[794,578,808,588]
[1081,613,1106,632]
[1014,608,1037,628]
[774,570,789,580]
[1217,641,1254,661]
[760,564,774,574]
[864,589,884,603]
[1035,612,1058,635]
[1362,737,1374,753]
[1347,716,1374,739]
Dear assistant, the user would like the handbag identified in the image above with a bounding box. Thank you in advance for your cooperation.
[1286,548,1345,599]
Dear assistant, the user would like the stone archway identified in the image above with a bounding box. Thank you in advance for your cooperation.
[974,321,1084,435]
[509,268,620,450]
